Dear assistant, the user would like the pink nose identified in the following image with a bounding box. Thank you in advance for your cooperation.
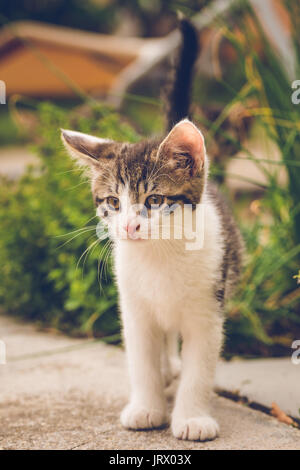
[125,222,140,237]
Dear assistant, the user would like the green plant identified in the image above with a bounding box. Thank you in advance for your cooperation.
[0,1,299,356]
[208,1,300,356]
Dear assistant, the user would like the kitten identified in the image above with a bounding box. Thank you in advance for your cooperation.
[61,19,243,441]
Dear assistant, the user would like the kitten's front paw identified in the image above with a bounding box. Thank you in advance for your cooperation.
[172,416,219,441]
[121,403,167,430]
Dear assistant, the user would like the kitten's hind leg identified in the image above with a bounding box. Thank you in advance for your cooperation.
[161,331,181,387]
[167,330,181,379]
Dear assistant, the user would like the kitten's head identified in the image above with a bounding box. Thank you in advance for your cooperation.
[62,119,208,242]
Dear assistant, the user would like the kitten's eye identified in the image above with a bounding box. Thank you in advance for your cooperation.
[106,196,120,211]
[145,194,165,209]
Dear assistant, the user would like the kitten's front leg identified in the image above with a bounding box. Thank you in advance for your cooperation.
[121,302,167,430]
[172,311,223,441]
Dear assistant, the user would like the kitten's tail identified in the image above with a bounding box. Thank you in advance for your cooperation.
[165,17,199,132]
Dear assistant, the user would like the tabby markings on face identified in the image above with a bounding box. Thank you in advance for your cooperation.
[62,120,207,246]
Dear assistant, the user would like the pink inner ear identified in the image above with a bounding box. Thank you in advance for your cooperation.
[163,121,205,174]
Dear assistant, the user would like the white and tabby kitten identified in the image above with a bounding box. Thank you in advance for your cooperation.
[62,19,242,441]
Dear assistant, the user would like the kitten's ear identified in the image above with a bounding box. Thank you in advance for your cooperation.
[158,119,206,176]
[61,129,115,167]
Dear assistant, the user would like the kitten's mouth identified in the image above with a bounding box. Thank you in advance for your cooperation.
[126,235,146,242]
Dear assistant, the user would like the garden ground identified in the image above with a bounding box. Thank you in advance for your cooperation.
[1,315,299,450]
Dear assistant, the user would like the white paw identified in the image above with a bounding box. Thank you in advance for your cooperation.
[170,357,181,378]
[121,403,167,430]
[172,416,219,441]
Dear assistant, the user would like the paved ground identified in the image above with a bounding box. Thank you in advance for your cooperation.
[216,357,300,420]
[0,315,299,450]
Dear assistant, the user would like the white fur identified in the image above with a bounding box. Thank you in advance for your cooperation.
[116,190,224,441]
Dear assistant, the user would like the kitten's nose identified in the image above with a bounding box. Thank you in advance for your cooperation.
[125,222,140,237]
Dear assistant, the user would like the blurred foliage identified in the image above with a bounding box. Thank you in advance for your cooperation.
[0,107,25,147]
[0,0,299,356]
[0,0,209,36]
[0,102,139,339]
[214,1,300,356]
[0,0,116,34]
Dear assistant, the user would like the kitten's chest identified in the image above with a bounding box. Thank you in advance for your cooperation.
[114,242,201,326]
[135,256,178,300]
[117,244,180,297]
